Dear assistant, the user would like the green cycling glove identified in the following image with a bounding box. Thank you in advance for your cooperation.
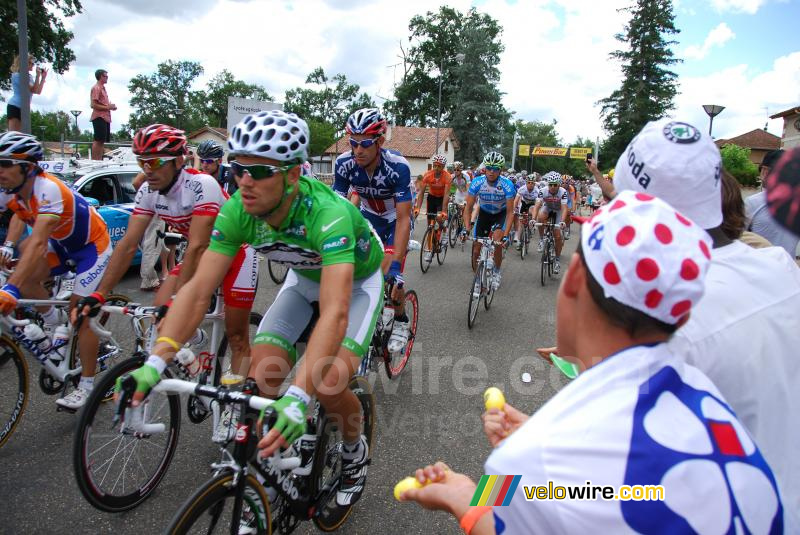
[115,358,163,399]
[261,385,309,446]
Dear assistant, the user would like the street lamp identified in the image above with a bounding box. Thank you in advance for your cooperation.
[70,110,81,156]
[434,52,465,160]
[702,104,725,136]
[174,108,184,129]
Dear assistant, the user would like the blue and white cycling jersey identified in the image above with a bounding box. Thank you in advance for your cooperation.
[333,149,413,223]
[467,175,516,214]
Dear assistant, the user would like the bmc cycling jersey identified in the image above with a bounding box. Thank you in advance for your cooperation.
[0,173,112,296]
[332,149,413,246]
[133,167,256,307]
[421,169,451,198]
[467,175,516,214]
[537,186,568,212]
[209,175,384,283]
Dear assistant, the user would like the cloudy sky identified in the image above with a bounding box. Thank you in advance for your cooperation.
[9,0,800,154]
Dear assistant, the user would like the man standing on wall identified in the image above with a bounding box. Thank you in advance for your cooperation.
[90,69,117,160]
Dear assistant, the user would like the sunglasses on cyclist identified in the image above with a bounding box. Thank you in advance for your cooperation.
[136,156,177,171]
[0,159,28,168]
[231,162,296,180]
[485,165,502,172]
[199,158,218,165]
[349,137,379,149]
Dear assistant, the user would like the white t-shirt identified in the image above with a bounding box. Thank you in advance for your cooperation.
[668,239,800,519]
[486,343,786,534]
[744,190,799,258]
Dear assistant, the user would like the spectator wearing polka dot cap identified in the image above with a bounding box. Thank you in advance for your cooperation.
[613,118,800,523]
[402,191,786,534]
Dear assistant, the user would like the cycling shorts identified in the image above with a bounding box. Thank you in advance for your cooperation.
[363,211,396,247]
[169,245,257,308]
[540,206,563,225]
[47,240,112,297]
[473,209,507,239]
[254,268,383,362]
[518,200,536,215]
[426,195,445,222]
[454,190,467,206]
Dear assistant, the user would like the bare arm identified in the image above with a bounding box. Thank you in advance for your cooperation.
[415,184,427,213]
[393,201,411,263]
[96,214,153,295]
[175,215,215,290]
[464,194,476,232]
[293,263,353,396]
[4,214,26,245]
[7,215,58,287]
[503,198,515,237]
[586,159,616,200]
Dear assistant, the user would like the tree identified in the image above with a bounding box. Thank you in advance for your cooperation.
[0,0,83,92]
[127,60,205,132]
[202,70,273,128]
[283,67,374,128]
[306,118,336,158]
[598,0,681,166]
[29,110,72,140]
[720,144,759,187]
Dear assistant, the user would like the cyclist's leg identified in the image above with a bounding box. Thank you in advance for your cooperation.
[492,212,505,269]
[221,246,258,376]
[554,211,564,255]
[472,211,491,271]
[16,238,53,305]
[536,208,549,238]
[154,264,180,306]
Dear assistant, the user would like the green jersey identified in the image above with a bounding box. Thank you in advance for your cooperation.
[209,176,384,282]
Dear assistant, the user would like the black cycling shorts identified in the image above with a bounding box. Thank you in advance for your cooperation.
[426,195,444,223]
[519,200,536,215]
[474,209,506,238]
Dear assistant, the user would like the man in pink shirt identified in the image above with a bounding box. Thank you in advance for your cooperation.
[90,69,117,160]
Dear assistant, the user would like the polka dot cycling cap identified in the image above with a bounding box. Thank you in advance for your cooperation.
[581,190,712,325]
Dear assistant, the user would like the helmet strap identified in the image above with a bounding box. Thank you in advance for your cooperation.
[1,163,35,194]
[158,164,183,195]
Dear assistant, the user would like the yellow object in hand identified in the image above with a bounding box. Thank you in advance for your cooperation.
[394,476,424,500]
[484,387,506,411]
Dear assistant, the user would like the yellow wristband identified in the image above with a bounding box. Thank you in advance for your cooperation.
[155,336,181,352]
[459,506,492,535]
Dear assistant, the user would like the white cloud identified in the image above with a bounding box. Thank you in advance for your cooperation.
[683,23,735,60]
[709,0,768,14]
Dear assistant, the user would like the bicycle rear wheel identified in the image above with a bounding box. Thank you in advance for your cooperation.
[467,266,482,329]
[268,260,288,284]
[419,227,433,273]
[519,227,527,260]
[383,290,418,378]
[167,473,272,535]
[73,354,181,512]
[0,336,28,449]
[448,213,459,247]
[312,376,376,532]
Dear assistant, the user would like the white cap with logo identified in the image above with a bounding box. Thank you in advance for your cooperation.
[613,118,722,229]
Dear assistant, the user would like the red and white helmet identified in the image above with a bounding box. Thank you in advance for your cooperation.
[432,154,447,166]
[132,124,187,156]
[345,108,387,136]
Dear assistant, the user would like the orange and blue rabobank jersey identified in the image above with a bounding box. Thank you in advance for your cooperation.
[0,172,110,254]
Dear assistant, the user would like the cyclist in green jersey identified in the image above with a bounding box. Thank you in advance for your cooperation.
[117,110,384,508]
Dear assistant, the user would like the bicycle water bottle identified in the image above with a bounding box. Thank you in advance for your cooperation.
[23,323,52,354]
[50,325,71,363]
[175,348,199,378]
[292,433,317,476]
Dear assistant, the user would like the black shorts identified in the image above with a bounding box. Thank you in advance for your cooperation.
[92,118,111,142]
[519,200,536,215]
[6,104,21,121]
[426,195,444,222]
[474,209,506,238]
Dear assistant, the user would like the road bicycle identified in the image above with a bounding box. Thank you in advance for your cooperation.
[0,265,131,449]
[419,213,448,273]
[72,289,263,512]
[537,213,559,286]
[467,236,500,329]
[447,200,466,249]
[152,372,374,534]
[517,210,533,260]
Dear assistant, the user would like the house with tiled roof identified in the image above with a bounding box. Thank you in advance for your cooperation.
[714,128,781,166]
[322,126,459,177]
[769,105,800,149]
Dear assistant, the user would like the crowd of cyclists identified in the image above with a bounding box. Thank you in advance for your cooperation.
[0,106,798,533]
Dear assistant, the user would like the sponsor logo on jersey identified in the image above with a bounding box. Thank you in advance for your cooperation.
[356,237,370,255]
[211,228,225,241]
[155,203,169,210]
[78,253,110,288]
[284,224,306,237]
[322,235,348,252]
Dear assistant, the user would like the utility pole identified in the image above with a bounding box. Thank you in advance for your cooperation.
[17,0,31,133]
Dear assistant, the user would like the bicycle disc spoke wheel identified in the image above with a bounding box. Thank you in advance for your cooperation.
[467,269,482,329]
[0,337,28,449]
[268,260,288,284]
[419,228,433,273]
[73,355,181,512]
[167,473,272,535]
[383,290,418,378]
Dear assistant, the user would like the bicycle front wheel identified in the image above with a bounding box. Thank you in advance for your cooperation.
[436,229,448,265]
[467,266,482,329]
[447,213,458,247]
[420,227,433,273]
[0,335,28,449]
[484,269,495,310]
[268,260,288,284]
[167,473,272,535]
[383,289,418,378]
[73,354,181,512]
[540,243,547,286]
[520,227,527,260]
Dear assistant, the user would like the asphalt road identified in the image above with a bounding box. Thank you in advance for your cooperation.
[0,219,578,534]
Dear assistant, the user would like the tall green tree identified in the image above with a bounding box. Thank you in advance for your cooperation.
[0,0,83,92]
[283,67,374,128]
[127,60,205,132]
[202,70,273,128]
[598,0,681,165]
[29,110,72,140]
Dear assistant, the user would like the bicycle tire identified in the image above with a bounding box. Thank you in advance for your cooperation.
[64,294,132,401]
[520,227,527,260]
[436,228,448,265]
[448,213,458,247]
[167,473,272,535]
[383,290,418,378]
[540,240,547,287]
[467,266,482,329]
[0,335,28,449]
[484,268,495,310]
[73,354,182,512]
[312,376,376,532]
[268,260,288,284]
[419,227,433,273]
[548,241,555,277]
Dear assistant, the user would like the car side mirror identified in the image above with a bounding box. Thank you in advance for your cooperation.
[85,197,100,207]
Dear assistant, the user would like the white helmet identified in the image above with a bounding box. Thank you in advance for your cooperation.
[432,154,447,166]
[228,110,309,163]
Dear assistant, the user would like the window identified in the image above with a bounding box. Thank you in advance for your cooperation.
[445,140,449,152]
[79,175,116,206]
[117,173,138,203]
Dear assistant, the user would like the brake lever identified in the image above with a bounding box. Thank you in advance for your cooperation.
[112,374,136,427]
